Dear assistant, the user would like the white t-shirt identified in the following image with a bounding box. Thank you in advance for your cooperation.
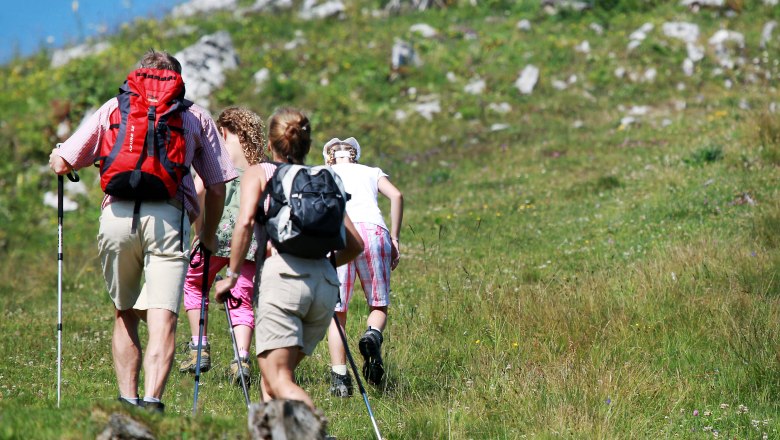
[331,163,388,230]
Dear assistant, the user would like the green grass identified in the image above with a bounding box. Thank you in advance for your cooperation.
[1,0,780,438]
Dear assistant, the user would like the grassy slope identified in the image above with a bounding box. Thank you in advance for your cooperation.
[1,0,779,438]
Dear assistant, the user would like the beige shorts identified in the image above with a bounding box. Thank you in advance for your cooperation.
[98,200,190,313]
[254,253,340,356]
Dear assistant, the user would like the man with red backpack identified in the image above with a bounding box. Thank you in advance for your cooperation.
[48,50,236,412]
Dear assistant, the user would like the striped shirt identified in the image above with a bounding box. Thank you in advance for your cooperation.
[58,98,237,221]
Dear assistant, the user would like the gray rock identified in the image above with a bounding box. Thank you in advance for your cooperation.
[680,0,726,11]
[662,22,699,44]
[239,0,294,14]
[175,31,238,110]
[51,42,111,68]
[517,19,532,31]
[300,0,346,20]
[708,29,745,70]
[515,65,539,95]
[413,96,441,121]
[410,23,438,38]
[172,0,238,18]
[464,77,486,95]
[761,21,777,48]
[96,413,154,440]
[248,400,328,440]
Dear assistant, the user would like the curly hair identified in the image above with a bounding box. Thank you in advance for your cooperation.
[217,106,267,165]
[324,143,358,165]
[267,107,311,164]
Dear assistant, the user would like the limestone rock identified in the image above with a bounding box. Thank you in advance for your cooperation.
[96,413,154,440]
[174,31,238,110]
[248,400,328,440]
[514,65,539,95]
[172,0,238,18]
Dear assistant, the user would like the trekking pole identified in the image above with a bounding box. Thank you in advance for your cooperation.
[333,313,383,440]
[191,243,212,415]
[215,275,251,409]
[55,143,79,408]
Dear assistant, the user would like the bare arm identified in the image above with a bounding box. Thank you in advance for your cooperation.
[378,176,403,269]
[191,174,207,240]
[199,181,226,253]
[214,164,266,300]
[377,176,403,242]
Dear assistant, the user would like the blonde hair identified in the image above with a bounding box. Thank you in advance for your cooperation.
[267,108,311,164]
[217,106,267,165]
[324,143,358,165]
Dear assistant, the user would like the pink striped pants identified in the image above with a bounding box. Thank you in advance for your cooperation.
[335,222,391,312]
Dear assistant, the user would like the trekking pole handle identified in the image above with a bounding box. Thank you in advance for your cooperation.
[214,275,242,308]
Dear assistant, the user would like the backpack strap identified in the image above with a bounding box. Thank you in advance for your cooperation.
[255,161,286,225]
[131,200,141,234]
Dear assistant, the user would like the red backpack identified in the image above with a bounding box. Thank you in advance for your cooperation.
[98,68,192,201]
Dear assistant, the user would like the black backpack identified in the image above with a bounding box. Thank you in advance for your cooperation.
[256,163,349,259]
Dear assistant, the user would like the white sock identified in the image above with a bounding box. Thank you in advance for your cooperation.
[143,396,161,403]
[119,395,139,405]
[332,365,347,375]
[239,349,249,359]
[192,336,208,345]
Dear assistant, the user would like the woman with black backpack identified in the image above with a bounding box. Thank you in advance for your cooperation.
[214,107,363,409]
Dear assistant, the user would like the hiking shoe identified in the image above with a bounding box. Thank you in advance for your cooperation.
[229,355,251,387]
[140,401,165,414]
[329,371,353,398]
[179,342,211,373]
[117,396,140,408]
[358,329,384,385]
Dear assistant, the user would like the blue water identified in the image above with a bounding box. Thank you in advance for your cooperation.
[1,0,187,64]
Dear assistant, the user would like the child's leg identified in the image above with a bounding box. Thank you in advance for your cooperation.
[355,224,392,327]
[229,260,257,356]
[354,224,391,385]
[328,262,356,368]
[367,306,388,332]
[183,254,228,342]
[327,310,348,366]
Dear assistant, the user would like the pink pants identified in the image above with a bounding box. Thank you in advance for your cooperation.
[336,222,391,313]
[183,253,255,328]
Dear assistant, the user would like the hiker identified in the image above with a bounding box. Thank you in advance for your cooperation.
[322,137,404,396]
[137,106,265,386]
[48,50,236,412]
[213,108,364,409]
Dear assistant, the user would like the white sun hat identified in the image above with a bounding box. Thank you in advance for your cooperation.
[323,137,361,162]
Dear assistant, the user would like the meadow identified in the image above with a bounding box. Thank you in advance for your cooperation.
[0,0,779,438]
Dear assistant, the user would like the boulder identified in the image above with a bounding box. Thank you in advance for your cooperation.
[708,29,745,69]
[761,21,777,48]
[248,400,328,440]
[514,65,539,95]
[300,0,346,20]
[517,19,532,31]
[51,42,111,68]
[412,96,441,121]
[174,31,239,109]
[96,413,155,440]
[172,0,238,18]
[464,77,486,95]
[662,22,699,44]
[239,0,294,14]
[410,23,438,38]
